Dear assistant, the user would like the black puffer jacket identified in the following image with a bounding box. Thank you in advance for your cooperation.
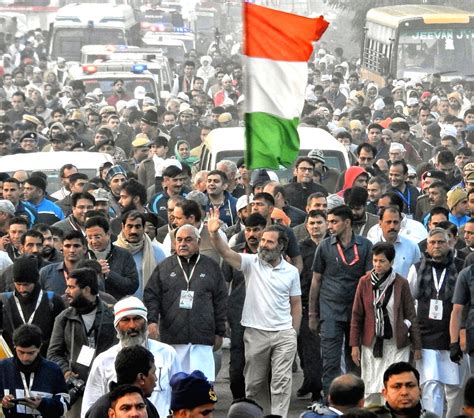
[144,253,227,346]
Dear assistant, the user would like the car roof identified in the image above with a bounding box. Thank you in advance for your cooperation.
[203,126,350,161]
[0,151,113,173]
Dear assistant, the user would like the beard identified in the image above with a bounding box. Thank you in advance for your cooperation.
[42,246,54,256]
[70,293,91,309]
[16,291,34,303]
[257,247,281,264]
[118,327,148,347]
[121,202,137,213]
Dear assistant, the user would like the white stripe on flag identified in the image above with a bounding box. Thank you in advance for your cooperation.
[245,56,308,119]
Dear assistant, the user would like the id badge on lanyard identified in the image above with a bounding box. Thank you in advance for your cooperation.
[177,255,200,310]
[428,267,446,321]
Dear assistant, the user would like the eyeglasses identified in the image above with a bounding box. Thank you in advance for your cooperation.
[298,166,313,172]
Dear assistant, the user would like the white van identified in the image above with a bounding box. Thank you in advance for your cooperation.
[198,127,350,182]
[80,45,173,92]
[66,62,161,100]
[0,151,113,193]
[141,34,186,66]
[49,3,140,62]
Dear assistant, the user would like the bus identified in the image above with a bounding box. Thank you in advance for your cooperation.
[49,3,140,61]
[360,5,474,85]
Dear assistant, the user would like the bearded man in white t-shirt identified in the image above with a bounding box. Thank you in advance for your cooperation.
[208,208,302,416]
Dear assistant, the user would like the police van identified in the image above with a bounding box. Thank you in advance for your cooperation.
[66,61,162,101]
[80,45,173,93]
[49,3,140,62]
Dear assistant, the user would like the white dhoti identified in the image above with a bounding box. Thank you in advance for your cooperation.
[417,349,465,417]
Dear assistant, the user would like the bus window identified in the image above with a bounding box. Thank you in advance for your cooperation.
[363,38,390,75]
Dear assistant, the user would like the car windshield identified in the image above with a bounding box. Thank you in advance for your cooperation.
[397,27,474,78]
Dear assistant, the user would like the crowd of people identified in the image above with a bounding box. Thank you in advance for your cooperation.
[0,21,474,418]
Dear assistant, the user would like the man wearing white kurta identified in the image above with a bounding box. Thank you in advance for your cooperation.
[81,297,181,418]
[208,209,302,416]
[408,228,465,417]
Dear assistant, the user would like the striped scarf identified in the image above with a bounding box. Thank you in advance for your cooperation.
[371,268,396,358]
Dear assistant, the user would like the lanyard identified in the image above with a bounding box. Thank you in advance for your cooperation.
[20,372,34,398]
[14,290,43,325]
[336,242,360,266]
[198,223,204,235]
[177,255,201,290]
[432,267,446,299]
[395,188,411,213]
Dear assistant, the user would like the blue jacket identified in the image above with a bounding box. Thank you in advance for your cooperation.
[15,201,37,227]
[148,189,187,221]
[30,198,64,225]
[0,356,68,417]
[205,191,237,227]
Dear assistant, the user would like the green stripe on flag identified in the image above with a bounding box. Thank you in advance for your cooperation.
[245,112,300,170]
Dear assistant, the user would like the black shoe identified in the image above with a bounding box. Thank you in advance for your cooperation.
[297,387,311,398]
[310,393,323,403]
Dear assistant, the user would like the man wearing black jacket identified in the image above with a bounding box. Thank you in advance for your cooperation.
[85,216,139,300]
[47,267,117,417]
[0,255,64,356]
[144,224,227,382]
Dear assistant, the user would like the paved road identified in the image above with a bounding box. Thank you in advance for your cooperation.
[213,344,311,417]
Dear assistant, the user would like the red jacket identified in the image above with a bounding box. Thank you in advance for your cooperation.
[349,272,422,350]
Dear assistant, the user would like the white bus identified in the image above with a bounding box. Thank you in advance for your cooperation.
[361,4,474,84]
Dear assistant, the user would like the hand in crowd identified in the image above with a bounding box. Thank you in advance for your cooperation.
[64,370,79,380]
[1,394,16,409]
[308,314,319,334]
[213,335,223,352]
[147,322,159,340]
[207,208,221,234]
[2,394,42,410]
[0,235,10,251]
[449,342,463,364]
[97,259,110,275]
[351,346,360,367]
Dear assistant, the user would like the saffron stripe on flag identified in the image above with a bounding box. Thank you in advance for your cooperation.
[244,2,329,62]
[245,112,300,170]
[246,57,308,119]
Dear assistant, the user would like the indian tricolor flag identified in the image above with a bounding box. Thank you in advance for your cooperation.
[244,2,329,169]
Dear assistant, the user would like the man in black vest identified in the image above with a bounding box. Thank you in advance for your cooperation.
[0,255,64,356]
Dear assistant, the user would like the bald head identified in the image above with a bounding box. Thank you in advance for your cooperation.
[328,374,365,412]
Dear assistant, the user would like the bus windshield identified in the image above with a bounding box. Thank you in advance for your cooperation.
[397,27,474,78]
[52,28,126,61]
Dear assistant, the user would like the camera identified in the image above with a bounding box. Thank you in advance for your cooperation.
[66,376,85,405]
